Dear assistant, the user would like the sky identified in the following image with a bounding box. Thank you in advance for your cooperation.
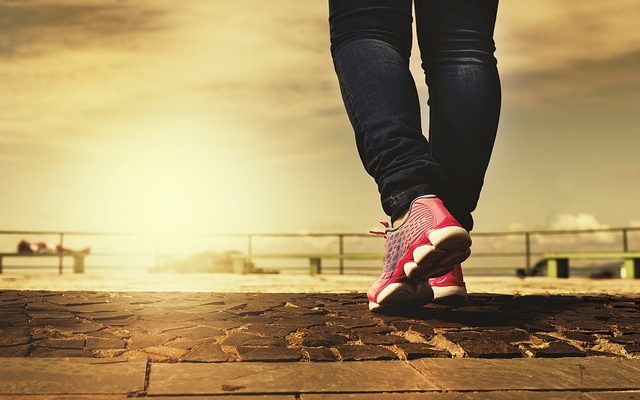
[1,0,639,236]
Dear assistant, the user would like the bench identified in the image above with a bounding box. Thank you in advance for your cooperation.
[0,252,89,274]
[232,253,384,275]
[543,252,640,279]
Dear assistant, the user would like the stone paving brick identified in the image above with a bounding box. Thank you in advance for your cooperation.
[463,392,588,400]
[85,337,126,350]
[134,320,196,333]
[33,337,85,349]
[236,347,301,362]
[302,347,338,362]
[522,321,557,332]
[164,337,203,350]
[270,316,327,329]
[301,394,470,400]
[611,334,640,344]
[553,319,612,333]
[331,318,377,330]
[128,333,175,349]
[459,339,522,358]
[67,303,121,313]
[336,345,397,361]
[0,344,31,356]
[62,321,105,334]
[407,322,437,339]
[410,358,640,391]
[585,392,640,400]
[397,342,451,359]
[76,311,135,321]
[1,313,29,325]
[148,361,434,394]
[222,332,287,347]
[301,331,348,347]
[244,323,296,338]
[0,358,146,394]
[170,326,224,340]
[26,302,68,312]
[302,393,588,400]
[0,396,128,400]
[351,325,393,335]
[0,328,30,346]
[586,349,622,357]
[186,317,244,330]
[152,397,294,400]
[358,333,407,345]
[30,347,94,357]
[529,341,587,358]
[443,331,523,358]
[624,343,640,355]
[141,345,188,360]
[181,342,233,362]
[563,331,599,343]
[28,311,75,320]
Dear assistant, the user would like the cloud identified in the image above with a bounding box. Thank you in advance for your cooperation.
[478,214,621,255]
[0,0,165,58]
[538,213,618,246]
[496,0,640,74]
[504,51,640,105]
[488,0,640,107]
[549,213,609,231]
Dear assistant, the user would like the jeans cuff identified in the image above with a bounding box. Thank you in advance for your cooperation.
[382,184,435,222]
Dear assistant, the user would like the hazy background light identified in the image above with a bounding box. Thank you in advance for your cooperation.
[0,0,638,237]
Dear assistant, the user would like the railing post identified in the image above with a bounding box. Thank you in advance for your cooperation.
[247,234,253,259]
[58,232,64,274]
[623,229,629,252]
[525,232,531,273]
[338,234,344,275]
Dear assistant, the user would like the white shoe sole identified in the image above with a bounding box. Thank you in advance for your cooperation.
[404,226,471,280]
[432,285,468,304]
[369,281,434,312]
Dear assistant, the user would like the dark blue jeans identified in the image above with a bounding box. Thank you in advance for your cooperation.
[329,0,501,231]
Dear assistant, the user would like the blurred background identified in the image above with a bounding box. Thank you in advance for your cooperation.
[0,0,638,283]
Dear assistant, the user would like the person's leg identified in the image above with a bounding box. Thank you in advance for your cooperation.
[414,0,501,232]
[329,0,441,223]
[329,0,474,312]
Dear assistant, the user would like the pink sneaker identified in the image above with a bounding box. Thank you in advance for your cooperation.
[366,268,433,312]
[367,195,471,311]
[429,263,468,304]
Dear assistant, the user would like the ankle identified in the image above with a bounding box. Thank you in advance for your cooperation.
[392,211,408,228]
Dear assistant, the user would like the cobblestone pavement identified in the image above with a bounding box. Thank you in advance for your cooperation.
[1,290,640,398]
[1,290,640,361]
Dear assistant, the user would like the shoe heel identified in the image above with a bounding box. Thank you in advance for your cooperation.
[406,227,471,280]
[428,226,472,250]
[370,282,433,312]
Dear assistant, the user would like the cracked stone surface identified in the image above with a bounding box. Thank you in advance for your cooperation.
[0,290,639,362]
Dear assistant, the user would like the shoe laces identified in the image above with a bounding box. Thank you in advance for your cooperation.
[368,220,391,239]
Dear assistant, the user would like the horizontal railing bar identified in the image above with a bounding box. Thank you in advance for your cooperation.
[1,226,637,276]
[0,226,638,238]
[544,251,640,258]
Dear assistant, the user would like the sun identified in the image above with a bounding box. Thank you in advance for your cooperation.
[87,114,251,234]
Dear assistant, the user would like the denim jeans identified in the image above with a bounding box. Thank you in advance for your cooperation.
[329,0,501,230]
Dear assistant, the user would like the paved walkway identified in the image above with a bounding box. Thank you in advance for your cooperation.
[3,272,640,295]
[1,290,639,398]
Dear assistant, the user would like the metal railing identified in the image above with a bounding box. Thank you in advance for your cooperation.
[0,226,638,274]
